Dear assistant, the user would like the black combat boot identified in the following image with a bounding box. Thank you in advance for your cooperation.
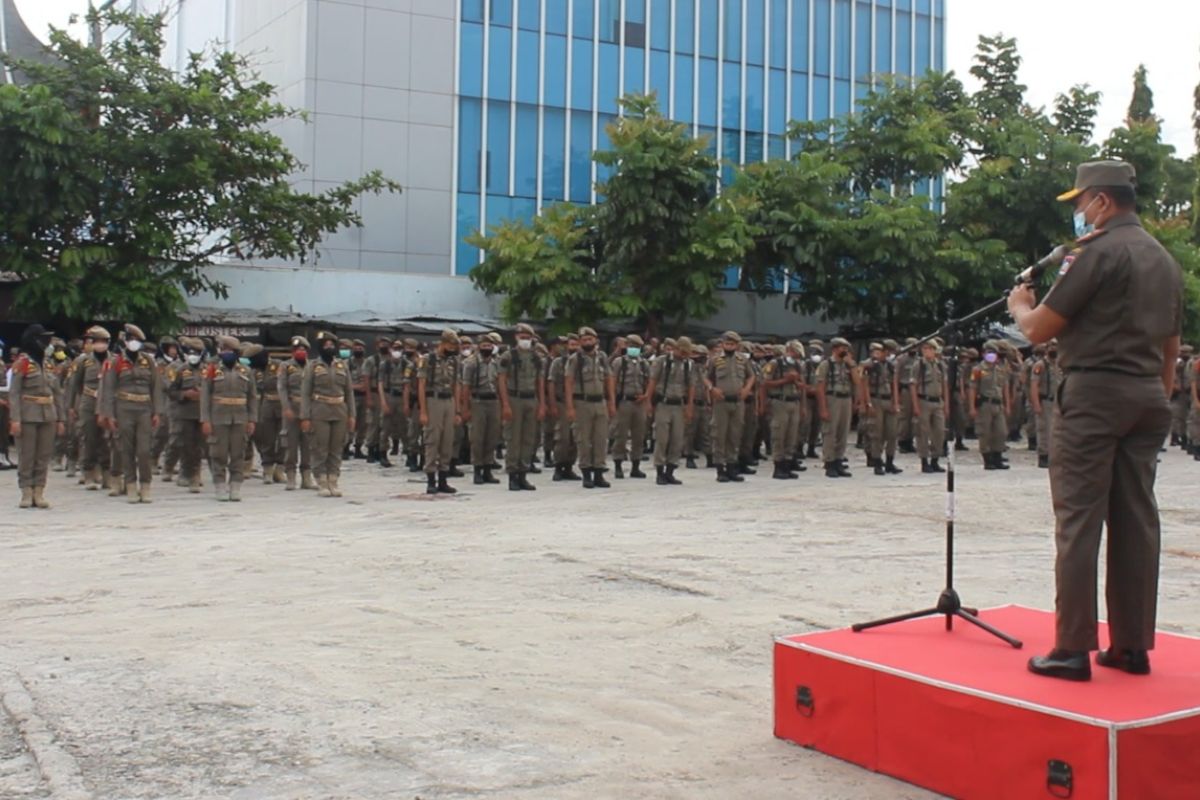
[366,446,378,464]
[552,465,566,481]
[1028,435,1038,451]
[614,460,625,479]
[790,458,806,473]
[836,461,853,478]
[824,461,840,478]
[665,464,681,485]
[929,458,945,473]
[343,445,352,461]
[874,460,886,476]
[716,465,731,483]
[406,452,419,472]
[994,453,1010,470]
[921,458,932,473]
[686,456,698,469]
[425,473,437,495]
[475,467,486,485]
[955,436,969,452]
[582,469,595,489]
[630,460,647,479]
[656,465,669,485]
[508,472,521,491]
[806,445,819,459]
[983,453,998,470]
[1038,454,1049,469]
[727,463,745,482]
[484,467,500,484]
[437,471,457,494]
[704,455,714,469]
[390,442,400,456]
[773,462,791,480]
[353,444,364,459]
[517,472,536,491]
[563,465,582,481]
[593,469,611,488]
[527,462,542,474]
[898,439,915,454]
[377,449,392,468]
[738,459,756,476]
[447,461,465,478]
[885,457,903,474]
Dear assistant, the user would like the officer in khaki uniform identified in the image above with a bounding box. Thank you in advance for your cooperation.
[860,341,903,476]
[301,332,356,497]
[244,343,283,484]
[497,324,544,490]
[761,340,805,479]
[364,336,391,466]
[564,327,613,489]
[9,325,63,509]
[815,337,858,478]
[609,334,650,479]
[799,341,824,459]
[1187,349,1200,458]
[644,335,696,486]
[911,340,948,474]
[201,336,259,501]
[1010,160,1184,680]
[378,338,413,470]
[418,330,462,494]
[1174,344,1194,449]
[99,324,162,503]
[278,336,317,491]
[969,341,1012,471]
[896,338,919,452]
[547,335,581,481]
[66,326,113,490]
[1030,341,1063,469]
[706,331,755,482]
[686,344,713,469]
[166,337,207,492]
[462,332,504,486]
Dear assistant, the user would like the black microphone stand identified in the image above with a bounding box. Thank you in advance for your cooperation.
[852,297,1023,649]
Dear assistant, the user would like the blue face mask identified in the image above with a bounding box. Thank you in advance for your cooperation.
[219,351,238,366]
[338,349,351,359]
[984,352,998,364]
[238,357,251,367]
[1073,196,1099,238]
[626,347,641,358]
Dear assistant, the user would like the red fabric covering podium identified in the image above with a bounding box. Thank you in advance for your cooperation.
[774,606,1200,800]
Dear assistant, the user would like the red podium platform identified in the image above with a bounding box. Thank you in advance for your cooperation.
[774,606,1200,800]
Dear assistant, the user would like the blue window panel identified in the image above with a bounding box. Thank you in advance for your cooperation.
[833,0,850,78]
[650,50,671,108]
[697,126,717,155]
[769,68,787,133]
[834,78,851,117]
[745,65,764,131]
[486,101,511,193]
[790,71,809,122]
[874,7,892,73]
[624,46,645,95]
[486,194,513,228]
[546,0,567,34]
[915,15,931,74]
[769,0,787,69]
[542,108,566,201]
[854,81,870,107]
[722,267,739,288]
[515,104,538,199]
[461,24,485,99]
[674,54,695,122]
[723,0,742,62]
[698,58,718,126]
[455,192,481,274]
[487,26,512,101]
[517,30,539,104]
[596,114,616,183]
[570,111,592,202]
[813,0,830,76]
[699,0,719,57]
[721,129,739,183]
[676,0,695,54]
[768,133,786,160]
[571,38,594,110]
[792,0,809,73]
[545,35,568,106]
[458,97,483,193]
[519,0,540,31]
[651,0,671,51]
[462,0,484,23]
[855,2,870,81]
[627,0,646,24]
[491,0,512,26]
[722,62,741,129]
[895,12,911,75]
[747,0,765,66]
[935,18,944,71]
[812,75,830,121]
[746,131,764,162]
[916,0,930,12]
[599,0,619,42]
[599,42,620,113]
[573,0,593,38]
[510,197,537,225]
[895,0,910,9]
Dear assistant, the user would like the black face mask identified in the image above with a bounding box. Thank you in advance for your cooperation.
[480,348,494,357]
[581,343,596,353]
[250,353,269,369]
[353,349,365,358]
[321,347,336,362]
[94,348,109,361]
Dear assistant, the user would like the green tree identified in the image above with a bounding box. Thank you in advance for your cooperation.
[1192,50,1200,242]
[0,9,399,332]
[1054,85,1102,143]
[1127,64,1155,124]
[969,35,1027,136]
[1146,217,1200,343]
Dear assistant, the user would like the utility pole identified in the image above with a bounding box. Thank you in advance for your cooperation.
[89,0,119,50]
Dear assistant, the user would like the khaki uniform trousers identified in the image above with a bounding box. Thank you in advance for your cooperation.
[78,398,110,473]
[686,402,711,458]
[382,394,407,451]
[1036,400,1055,458]
[976,401,1006,456]
[611,399,647,462]
[209,422,248,485]
[351,395,368,447]
[1188,400,1200,447]
[1170,393,1188,439]
[554,411,577,467]
[711,398,743,466]
[916,401,945,460]
[573,400,608,470]
[313,417,348,480]
[770,399,800,463]
[176,419,205,481]
[256,404,283,470]
[822,396,852,463]
[739,399,758,460]
[898,387,914,442]
[1051,373,1170,652]
[423,397,455,474]
[866,400,898,460]
[283,413,312,475]
[505,396,538,473]
[17,421,55,489]
[117,403,155,485]
[470,399,502,467]
[652,403,686,467]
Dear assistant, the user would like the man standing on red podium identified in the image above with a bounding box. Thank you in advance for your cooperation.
[1008,160,1183,681]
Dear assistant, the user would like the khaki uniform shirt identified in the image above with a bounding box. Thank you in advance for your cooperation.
[497,349,542,397]
[255,361,282,420]
[972,362,1005,401]
[611,355,649,399]
[763,357,803,400]
[914,358,947,400]
[418,352,459,397]
[99,352,161,418]
[548,356,569,402]
[708,351,753,395]
[201,362,258,424]
[650,356,694,401]
[66,352,107,410]
[462,353,501,396]
[278,358,308,410]
[8,357,59,424]
[862,360,895,400]
[301,357,354,421]
[816,359,854,396]
[167,362,205,421]
[566,351,610,398]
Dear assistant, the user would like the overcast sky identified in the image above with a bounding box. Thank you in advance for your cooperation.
[14,0,1199,156]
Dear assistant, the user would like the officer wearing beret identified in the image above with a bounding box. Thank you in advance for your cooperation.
[201,336,259,501]
[565,327,613,489]
[418,330,463,494]
[609,334,650,479]
[166,337,208,493]
[278,336,317,490]
[497,323,545,490]
[302,332,356,497]
[1010,160,1185,680]
[66,326,113,491]
[99,324,162,502]
[9,324,63,508]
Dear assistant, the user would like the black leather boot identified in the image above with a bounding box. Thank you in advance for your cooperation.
[656,465,669,485]
[1028,649,1091,681]
[563,465,582,481]
[929,458,945,473]
[474,467,486,485]
[686,456,698,469]
[773,462,791,480]
[1096,648,1151,675]
[517,472,536,491]
[582,469,595,489]
[1038,454,1049,469]
[629,460,647,479]
[526,462,542,474]
[705,455,714,469]
[738,459,756,475]
[836,461,853,477]
[613,460,625,479]
[954,437,968,452]
[425,473,437,495]
[592,468,611,488]
[665,464,681,485]
[552,465,566,482]
[727,463,744,482]
[984,453,999,470]
[366,446,378,464]
[874,460,885,475]
[447,461,465,478]
[921,458,933,473]
[377,449,392,468]
[508,473,521,491]
[885,457,903,474]
[716,465,731,483]
[354,445,365,459]
[437,472,457,494]
[825,461,839,478]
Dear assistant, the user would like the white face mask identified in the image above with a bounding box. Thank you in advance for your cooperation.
[126,340,143,353]
[785,357,796,365]
[390,349,403,360]
[810,354,822,363]
[186,353,201,365]
[517,338,533,350]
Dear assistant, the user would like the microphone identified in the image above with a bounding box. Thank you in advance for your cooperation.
[1015,245,1071,286]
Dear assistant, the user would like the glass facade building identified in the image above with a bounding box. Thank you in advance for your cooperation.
[454,0,947,275]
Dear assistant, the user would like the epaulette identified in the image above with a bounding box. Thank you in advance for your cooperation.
[1075,228,1109,245]
[972,367,982,379]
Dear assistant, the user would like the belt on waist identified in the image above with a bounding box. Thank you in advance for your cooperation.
[661,397,684,406]
[917,394,941,401]
[427,391,454,400]
[353,390,366,396]
[24,395,54,405]
[82,387,99,399]
[831,391,851,398]
[473,392,498,400]
[722,396,741,403]
[214,397,247,406]
[621,395,641,402]
[117,392,151,403]
[899,382,912,387]
[314,394,345,404]
[982,398,1003,405]
[1065,366,1158,378]
[1038,394,1051,401]
[509,391,536,399]
[869,394,892,400]
[574,394,604,402]
[263,393,280,401]
[388,389,405,396]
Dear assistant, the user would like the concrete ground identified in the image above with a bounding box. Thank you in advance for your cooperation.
[2,444,1198,799]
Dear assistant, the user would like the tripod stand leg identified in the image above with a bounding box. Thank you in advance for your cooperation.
[852,607,942,633]
[955,609,1023,649]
